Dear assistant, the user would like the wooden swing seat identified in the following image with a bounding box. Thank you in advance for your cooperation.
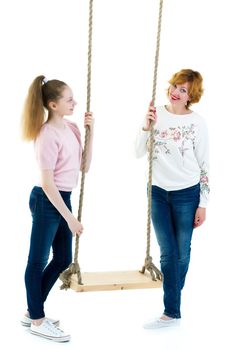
[70,270,162,292]
[59,1,164,294]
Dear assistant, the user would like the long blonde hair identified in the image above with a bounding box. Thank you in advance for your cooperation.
[21,75,67,141]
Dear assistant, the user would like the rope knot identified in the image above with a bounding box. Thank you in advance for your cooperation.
[140,255,163,282]
[59,262,83,290]
[144,256,153,268]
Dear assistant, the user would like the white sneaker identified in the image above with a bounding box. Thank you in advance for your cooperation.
[143,317,180,329]
[21,315,59,327]
[30,319,70,342]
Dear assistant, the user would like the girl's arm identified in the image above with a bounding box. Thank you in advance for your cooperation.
[41,169,83,236]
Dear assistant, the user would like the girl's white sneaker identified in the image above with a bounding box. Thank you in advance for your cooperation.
[30,319,70,342]
[21,315,59,327]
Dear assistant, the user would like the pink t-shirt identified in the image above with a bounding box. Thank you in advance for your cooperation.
[35,119,82,191]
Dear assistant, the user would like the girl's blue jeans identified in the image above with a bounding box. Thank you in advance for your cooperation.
[24,186,73,320]
[151,183,200,319]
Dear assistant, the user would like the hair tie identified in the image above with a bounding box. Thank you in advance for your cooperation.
[42,77,48,84]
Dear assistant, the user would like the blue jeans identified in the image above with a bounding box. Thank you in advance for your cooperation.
[24,186,73,320]
[151,183,200,319]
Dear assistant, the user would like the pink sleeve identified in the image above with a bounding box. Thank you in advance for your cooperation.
[35,127,60,170]
[64,119,83,161]
[65,120,82,148]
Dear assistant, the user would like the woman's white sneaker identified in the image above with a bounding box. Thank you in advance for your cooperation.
[30,319,70,342]
[143,317,180,329]
[21,315,59,327]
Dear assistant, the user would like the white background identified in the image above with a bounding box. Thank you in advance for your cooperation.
[0,0,232,349]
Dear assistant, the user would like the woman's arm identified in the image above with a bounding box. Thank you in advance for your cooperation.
[194,207,206,228]
[134,103,157,158]
[193,117,209,228]
[194,118,210,208]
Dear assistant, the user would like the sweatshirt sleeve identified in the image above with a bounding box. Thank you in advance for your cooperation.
[134,126,150,158]
[194,118,210,208]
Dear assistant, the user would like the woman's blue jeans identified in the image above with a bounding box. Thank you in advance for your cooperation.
[151,183,200,319]
[24,186,73,320]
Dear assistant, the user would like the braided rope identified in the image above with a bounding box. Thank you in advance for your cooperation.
[141,0,163,281]
[60,0,93,289]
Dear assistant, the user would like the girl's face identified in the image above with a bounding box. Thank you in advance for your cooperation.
[54,86,77,116]
[168,82,190,107]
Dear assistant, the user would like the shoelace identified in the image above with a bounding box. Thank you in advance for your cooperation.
[43,320,64,335]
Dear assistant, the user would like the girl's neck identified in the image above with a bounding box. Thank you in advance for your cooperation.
[47,114,66,129]
[166,104,191,115]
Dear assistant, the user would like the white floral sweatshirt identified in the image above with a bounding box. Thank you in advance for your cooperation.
[135,105,209,207]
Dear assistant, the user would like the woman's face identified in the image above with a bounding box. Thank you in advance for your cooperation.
[168,82,190,107]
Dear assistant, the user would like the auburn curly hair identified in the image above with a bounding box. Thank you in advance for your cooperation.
[167,69,204,108]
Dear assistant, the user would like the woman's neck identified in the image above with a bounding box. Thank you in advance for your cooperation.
[166,104,191,115]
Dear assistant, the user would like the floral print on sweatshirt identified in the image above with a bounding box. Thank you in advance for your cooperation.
[150,123,197,160]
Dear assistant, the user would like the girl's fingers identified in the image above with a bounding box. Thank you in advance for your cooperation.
[84,113,93,126]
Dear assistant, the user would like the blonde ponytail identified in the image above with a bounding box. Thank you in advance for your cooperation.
[21,75,46,141]
[21,75,67,141]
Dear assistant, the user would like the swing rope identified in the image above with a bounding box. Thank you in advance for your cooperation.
[60,0,164,290]
[140,0,163,281]
[60,0,93,290]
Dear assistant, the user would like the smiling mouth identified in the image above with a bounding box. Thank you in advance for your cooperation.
[171,95,179,101]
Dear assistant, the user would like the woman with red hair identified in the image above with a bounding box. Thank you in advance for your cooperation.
[135,69,209,329]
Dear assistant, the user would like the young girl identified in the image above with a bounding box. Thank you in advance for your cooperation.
[135,69,209,329]
[21,75,94,341]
